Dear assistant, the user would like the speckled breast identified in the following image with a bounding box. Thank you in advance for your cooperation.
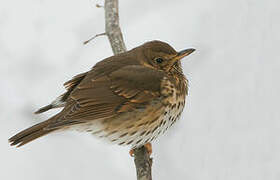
[156,76,187,139]
[79,75,188,148]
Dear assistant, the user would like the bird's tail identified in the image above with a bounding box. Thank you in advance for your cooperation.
[9,115,60,147]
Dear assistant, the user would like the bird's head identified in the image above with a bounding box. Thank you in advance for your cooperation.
[138,40,195,72]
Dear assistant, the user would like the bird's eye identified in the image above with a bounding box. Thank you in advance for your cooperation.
[155,57,164,64]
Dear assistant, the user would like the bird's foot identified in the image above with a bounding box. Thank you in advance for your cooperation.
[144,143,152,155]
[129,143,152,157]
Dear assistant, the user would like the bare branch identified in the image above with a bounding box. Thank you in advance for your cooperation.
[104,0,127,54]
[103,0,152,180]
[83,32,106,45]
[134,146,153,180]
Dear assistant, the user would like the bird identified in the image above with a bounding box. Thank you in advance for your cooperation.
[9,40,195,154]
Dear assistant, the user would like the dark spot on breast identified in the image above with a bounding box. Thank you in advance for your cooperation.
[140,131,146,136]
[164,111,167,115]
[111,139,117,142]
[158,130,162,135]
[144,139,150,144]
[126,140,134,145]
[149,116,159,125]
[107,130,118,136]
[136,139,142,145]
[152,126,158,133]
[119,132,128,138]
[130,131,137,136]
[137,122,148,127]
[126,125,134,129]
[177,103,180,109]
[145,131,151,135]
[159,120,164,126]
[163,120,166,126]
[118,142,125,145]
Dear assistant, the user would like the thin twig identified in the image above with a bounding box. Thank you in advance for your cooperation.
[103,0,152,179]
[83,32,106,45]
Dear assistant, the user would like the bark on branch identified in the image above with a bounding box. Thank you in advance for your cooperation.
[103,0,152,179]
[105,0,126,54]
[133,146,153,180]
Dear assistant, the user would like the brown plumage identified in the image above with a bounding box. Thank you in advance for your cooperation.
[9,40,195,148]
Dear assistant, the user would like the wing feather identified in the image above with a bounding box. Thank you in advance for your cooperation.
[46,65,165,129]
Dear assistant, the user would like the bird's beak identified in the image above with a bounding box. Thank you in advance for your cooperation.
[174,48,196,61]
[166,48,196,71]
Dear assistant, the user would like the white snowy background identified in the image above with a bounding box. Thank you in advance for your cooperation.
[1,0,279,179]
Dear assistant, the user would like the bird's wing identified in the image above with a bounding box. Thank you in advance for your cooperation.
[34,54,137,114]
[45,65,165,129]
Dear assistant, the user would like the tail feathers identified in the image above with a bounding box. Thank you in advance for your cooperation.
[34,96,66,114]
[34,104,53,114]
[9,117,58,147]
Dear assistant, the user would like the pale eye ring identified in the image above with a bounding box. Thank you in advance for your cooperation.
[155,57,164,64]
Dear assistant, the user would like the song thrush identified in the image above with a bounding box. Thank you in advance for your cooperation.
[9,40,195,152]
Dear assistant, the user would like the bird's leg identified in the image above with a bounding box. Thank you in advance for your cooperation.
[129,143,152,157]
[144,143,152,155]
[129,149,134,157]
